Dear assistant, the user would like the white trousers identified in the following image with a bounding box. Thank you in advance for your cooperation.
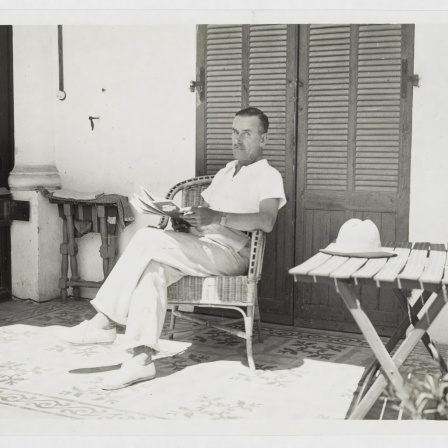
[90,227,249,351]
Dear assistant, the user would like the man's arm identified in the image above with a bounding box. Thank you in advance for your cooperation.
[181,198,280,233]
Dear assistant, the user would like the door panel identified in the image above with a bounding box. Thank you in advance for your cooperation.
[0,26,13,301]
[196,23,413,334]
[298,202,409,334]
[299,205,408,334]
[196,24,298,324]
[295,24,413,336]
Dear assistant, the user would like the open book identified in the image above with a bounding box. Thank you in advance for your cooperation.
[130,186,191,227]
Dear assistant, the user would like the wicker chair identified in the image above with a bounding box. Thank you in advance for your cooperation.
[152,175,266,371]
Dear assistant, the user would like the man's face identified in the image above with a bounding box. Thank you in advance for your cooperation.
[231,115,267,166]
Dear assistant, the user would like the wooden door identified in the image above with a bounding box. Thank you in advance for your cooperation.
[294,24,415,335]
[0,26,14,301]
[196,24,298,324]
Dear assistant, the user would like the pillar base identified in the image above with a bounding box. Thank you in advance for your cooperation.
[9,164,62,302]
[9,164,62,191]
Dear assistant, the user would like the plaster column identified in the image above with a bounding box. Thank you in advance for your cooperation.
[9,26,62,301]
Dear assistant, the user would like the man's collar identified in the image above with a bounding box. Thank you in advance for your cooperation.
[227,159,267,172]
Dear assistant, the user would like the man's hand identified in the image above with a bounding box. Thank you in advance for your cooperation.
[180,206,220,227]
[170,217,190,232]
[179,198,280,233]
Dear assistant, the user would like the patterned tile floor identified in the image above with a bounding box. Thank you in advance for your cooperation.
[0,297,446,420]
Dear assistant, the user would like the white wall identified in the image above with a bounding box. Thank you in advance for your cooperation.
[13,26,57,167]
[410,24,448,343]
[52,25,197,289]
[410,25,448,243]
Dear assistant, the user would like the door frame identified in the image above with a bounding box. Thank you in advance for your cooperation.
[0,25,14,301]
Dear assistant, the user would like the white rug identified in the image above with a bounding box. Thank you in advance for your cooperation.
[0,324,364,420]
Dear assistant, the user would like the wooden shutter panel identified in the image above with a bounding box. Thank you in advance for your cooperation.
[296,24,414,336]
[306,25,350,191]
[248,25,297,324]
[197,25,297,325]
[204,25,243,173]
[248,25,289,178]
[199,24,293,178]
[303,24,406,195]
[355,25,402,192]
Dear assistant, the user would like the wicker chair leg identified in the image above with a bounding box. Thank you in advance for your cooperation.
[254,299,263,343]
[169,305,178,340]
[245,307,255,371]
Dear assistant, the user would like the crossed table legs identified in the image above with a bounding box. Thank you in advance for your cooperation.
[336,281,448,419]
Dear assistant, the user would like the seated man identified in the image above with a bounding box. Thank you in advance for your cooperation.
[54,107,286,390]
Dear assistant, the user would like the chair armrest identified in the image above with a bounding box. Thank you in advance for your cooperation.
[247,230,266,283]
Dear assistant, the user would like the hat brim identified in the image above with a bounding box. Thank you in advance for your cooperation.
[319,249,397,259]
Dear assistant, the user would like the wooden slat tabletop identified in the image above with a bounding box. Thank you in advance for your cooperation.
[308,255,349,279]
[397,242,428,280]
[373,246,412,286]
[288,252,332,277]
[290,242,448,291]
[330,257,368,279]
[351,257,389,285]
[442,246,448,286]
[419,244,446,287]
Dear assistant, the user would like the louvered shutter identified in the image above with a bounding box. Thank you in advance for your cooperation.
[248,25,288,178]
[302,24,406,195]
[199,24,291,178]
[197,25,297,325]
[296,24,414,336]
[305,25,350,191]
[355,25,402,192]
[203,25,243,173]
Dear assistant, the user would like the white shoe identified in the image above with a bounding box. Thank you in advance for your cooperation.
[101,360,156,390]
[52,320,116,345]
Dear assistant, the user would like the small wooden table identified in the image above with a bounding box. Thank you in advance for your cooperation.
[49,196,121,303]
[289,242,448,419]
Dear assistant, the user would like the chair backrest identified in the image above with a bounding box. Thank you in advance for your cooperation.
[176,176,214,208]
[156,176,214,229]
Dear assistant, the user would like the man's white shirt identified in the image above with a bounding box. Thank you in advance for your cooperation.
[188,159,286,253]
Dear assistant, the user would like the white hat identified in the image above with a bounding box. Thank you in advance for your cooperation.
[320,219,397,258]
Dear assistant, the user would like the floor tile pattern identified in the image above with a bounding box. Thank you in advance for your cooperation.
[1,298,446,420]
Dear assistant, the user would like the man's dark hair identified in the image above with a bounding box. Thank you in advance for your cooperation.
[235,107,269,134]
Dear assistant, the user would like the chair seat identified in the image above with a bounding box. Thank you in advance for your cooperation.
[167,275,255,305]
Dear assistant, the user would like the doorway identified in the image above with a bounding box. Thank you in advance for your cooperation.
[195,24,414,335]
[0,25,14,301]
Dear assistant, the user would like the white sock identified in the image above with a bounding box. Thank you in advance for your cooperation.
[132,346,153,366]
[89,312,116,330]
[132,352,153,366]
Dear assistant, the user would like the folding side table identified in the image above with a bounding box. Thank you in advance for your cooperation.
[48,196,121,303]
[289,242,448,419]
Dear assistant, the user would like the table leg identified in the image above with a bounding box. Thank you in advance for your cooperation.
[64,204,80,300]
[336,281,414,418]
[393,289,448,374]
[106,207,118,276]
[351,290,436,412]
[98,205,109,278]
[351,311,414,412]
[349,288,448,419]
[58,215,69,303]
[107,233,118,275]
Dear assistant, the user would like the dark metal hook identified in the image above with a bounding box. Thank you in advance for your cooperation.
[88,116,100,131]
